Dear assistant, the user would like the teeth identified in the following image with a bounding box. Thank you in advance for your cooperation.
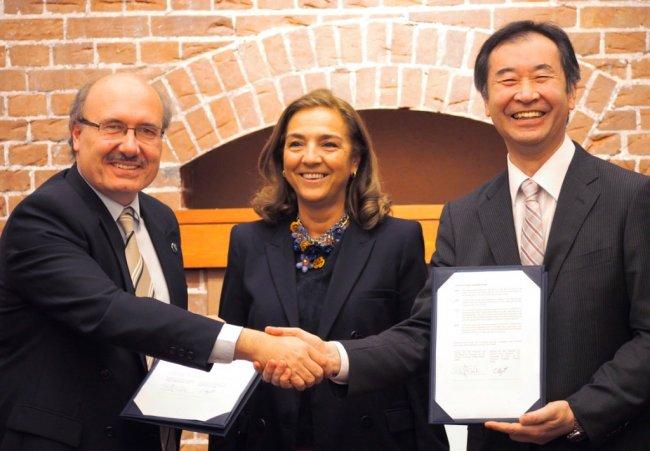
[113,163,138,170]
[302,173,325,180]
[513,111,544,119]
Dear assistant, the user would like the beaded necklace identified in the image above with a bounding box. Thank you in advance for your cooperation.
[290,214,349,273]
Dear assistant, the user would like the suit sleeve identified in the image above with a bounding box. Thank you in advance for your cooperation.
[567,179,650,445]
[343,206,455,395]
[3,193,223,370]
[218,225,250,326]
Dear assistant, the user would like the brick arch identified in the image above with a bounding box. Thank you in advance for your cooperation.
[151,18,632,171]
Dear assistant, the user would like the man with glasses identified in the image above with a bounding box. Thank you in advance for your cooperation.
[0,73,328,451]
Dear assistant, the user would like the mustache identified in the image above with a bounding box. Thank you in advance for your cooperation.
[104,153,145,165]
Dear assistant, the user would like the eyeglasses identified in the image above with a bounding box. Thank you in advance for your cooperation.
[78,118,163,143]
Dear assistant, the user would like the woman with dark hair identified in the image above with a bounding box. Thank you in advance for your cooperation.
[210,89,448,451]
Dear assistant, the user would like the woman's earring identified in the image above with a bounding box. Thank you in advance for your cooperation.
[282,169,286,177]
[351,171,357,178]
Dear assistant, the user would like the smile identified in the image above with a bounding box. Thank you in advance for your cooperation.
[512,111,545,120]
[110,162,142,170]
[300,173,327,180]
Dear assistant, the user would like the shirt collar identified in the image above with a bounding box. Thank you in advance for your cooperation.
[77,167,141,223]
[507,135,575,203]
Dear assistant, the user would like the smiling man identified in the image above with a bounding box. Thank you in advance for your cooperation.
[263,21,649,450]
[0,73,328,451]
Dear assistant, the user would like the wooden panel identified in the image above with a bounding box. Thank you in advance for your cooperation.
[175,205,443,269]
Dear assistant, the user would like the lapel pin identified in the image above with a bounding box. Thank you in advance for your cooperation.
[171,242,179,254]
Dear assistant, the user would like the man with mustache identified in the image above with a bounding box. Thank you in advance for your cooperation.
[0,73,326,451]
[264,21,650,450]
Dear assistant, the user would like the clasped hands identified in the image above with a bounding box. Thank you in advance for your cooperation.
[236,326,340,391]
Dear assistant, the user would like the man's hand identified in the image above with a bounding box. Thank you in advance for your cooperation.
[254,326,341,389]
[234,328,327,391]
[484,400,576,445]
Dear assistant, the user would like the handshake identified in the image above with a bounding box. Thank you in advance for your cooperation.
[235,326,342,390]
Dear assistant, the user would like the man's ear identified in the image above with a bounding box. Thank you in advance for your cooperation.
[71,124,82,152]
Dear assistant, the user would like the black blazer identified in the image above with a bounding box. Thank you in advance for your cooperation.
[342,145,650,451]
[0,165,223,451]
[210,217,448,451]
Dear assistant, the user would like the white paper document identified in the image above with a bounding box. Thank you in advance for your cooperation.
[434,270,541,420]
[134,359,257,422]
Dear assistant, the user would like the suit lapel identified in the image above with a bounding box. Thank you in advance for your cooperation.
[477,172,521,265]
[65,165,133,292]
[544,145,599,297]
[317,223,375,338]
[265,225,300,326]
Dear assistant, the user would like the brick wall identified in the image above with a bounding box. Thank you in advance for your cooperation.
[1,1,648,449]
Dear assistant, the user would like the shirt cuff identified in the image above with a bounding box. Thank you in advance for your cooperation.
[209,324,243,363]
[329,341,349,384]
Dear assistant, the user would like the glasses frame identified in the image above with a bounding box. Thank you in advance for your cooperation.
[78,117,164,143]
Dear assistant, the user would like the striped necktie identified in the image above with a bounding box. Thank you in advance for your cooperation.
[117,207,154,298]
[519,179,545,266]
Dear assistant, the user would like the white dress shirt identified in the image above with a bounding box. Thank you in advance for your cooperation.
[78,170,241,363]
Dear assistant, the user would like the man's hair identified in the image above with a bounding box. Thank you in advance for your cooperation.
[252,89,391,230]
[67,75,172,148]
[474,21,580,98]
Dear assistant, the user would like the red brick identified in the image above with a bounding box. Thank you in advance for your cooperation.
[51,93,76,116]
[288,30,316,71]
[31,119,69,141]
[0,47,5,68]
[468,31,490,70]
[90,0,122,12]
[568,32,600,56]
[448,75,472,113]
[190,60,223,97]
[8,94,47,117]
[4,0,43,14]
[567,111,594,145]
[585,74,617,114]
[52,143,74,165]
[160,141,180,164]
[255,81,283,125]
[424,68,450,111]
[605,32,646,54]
[279,74,305,105]
[0,70,27,91]
[98,43,137,64]
[126,0,166,11]
[367,23,388,63]
[331,70,352,105]
[259,0,293,7]
[640,160,650,176]
[339,24,362,64]
[141,42,181,64]
[582,7,649,29]
[641,109,650,129]
[379,66,398,107]
[35,170,60,188]
[299,0,335,7]
[391,23,414,64]
[415,28,438,66]
[410,9,490,29]
[9,143,48,166]
[232,90,260,130]
[0,170,30,192]
[628,134,650,155]
[29,69,112,92]
[181,41,232,59]
[400,68,423,108]
[355,67,376,109]
[166,69,199,110]
[209,97,239,139]
[186,107,218,152]
[304,72,327,93]
[54,43,94,65]
[343,0,380,5]
[632,59,650,78]
[599,110,636,131]
[585,133,621,156]
[608,158,635,172]
[314,26,338,68]
[213,50,246,91]
[152,16,233,37]
[583,57,628,79]
[214,0,252,8]
[0,120,28,141]
[262,35,291,76]
[0,19,63,40]
[8,195,28,214]
[0,197,5,217]
[239,42,270,83]
[47,0,85,12]
[165,121,196,162]
[9,45,49,67]
[444,30,466,68]
[68,17,149,39]
[235,15,315,36]
[171,0,211,9]
[615,85,650,108]
[495,6,576,28]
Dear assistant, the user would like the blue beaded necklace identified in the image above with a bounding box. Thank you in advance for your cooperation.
[290,214,349,273]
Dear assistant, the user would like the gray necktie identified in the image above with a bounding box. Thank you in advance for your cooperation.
[519,179,545,266]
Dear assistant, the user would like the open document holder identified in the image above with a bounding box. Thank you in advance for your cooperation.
[121,359,261,436]
[429,266,547,424]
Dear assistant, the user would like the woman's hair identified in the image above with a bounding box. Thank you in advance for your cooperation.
[252,89,391,230]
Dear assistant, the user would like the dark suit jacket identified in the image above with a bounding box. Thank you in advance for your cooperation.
[210,217,448,451]
[342,145,650,450]
[0,165,223,451]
